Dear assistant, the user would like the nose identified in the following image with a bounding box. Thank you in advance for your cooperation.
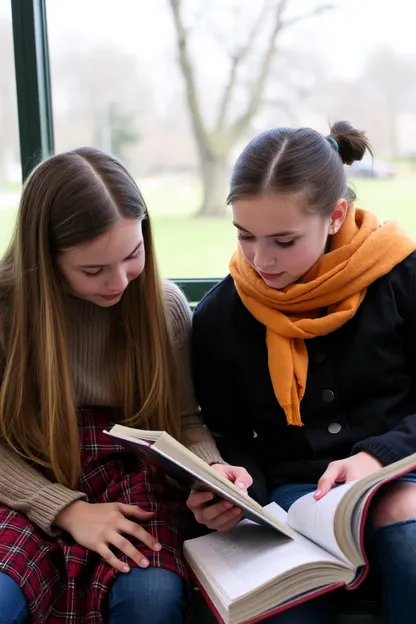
[254,242,277,272]
[106,268,129,293]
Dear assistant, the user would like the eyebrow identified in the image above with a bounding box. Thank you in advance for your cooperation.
[79,242,142,269]
[232,222,299,237]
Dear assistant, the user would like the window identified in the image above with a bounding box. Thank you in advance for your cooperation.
[46,0,416,278]
[0,2,21,255]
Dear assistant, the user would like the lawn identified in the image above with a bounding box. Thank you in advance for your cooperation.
[0,174,415,279]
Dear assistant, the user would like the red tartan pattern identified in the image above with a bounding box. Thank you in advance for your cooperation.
[0,407,191,623]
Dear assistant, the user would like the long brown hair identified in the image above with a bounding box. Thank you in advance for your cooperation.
[227,120,373,215]
[0,147,180,488]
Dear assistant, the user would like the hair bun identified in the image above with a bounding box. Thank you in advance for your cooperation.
[328,121,373,165]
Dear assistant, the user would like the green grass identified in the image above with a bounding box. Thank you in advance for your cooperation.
[1,174,416,278]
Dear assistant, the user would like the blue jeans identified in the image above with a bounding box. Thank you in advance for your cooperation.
[0,567,184,624]
[0,572,28,624]
[108,567,185,624]
[263,481,416,624]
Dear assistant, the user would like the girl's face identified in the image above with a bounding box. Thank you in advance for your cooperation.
[232,193,347,289]
[57,218,145,306]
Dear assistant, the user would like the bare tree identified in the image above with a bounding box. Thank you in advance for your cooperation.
[168,0,332,217]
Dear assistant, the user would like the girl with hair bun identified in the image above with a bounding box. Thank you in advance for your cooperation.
[189,121,416,623]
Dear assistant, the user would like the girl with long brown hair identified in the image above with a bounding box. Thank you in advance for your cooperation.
[0,147,250,624]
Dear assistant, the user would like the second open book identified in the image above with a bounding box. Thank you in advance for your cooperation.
[184,452,416,624]
[104,424,416,624]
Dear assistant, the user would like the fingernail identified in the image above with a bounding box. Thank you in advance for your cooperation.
[122,564,130,573]
[237,481,246,490]
[154,542,162,551]
[224,502,233,509]
[140,558,149,567]
[314,489,321,498]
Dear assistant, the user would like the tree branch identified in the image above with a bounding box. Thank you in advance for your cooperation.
[228,0,288,141]
[168,0,211,158]
[282,3,334,29]
[229,0,332,142]
[215,0,272,133]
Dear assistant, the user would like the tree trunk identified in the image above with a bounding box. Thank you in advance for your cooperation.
[197,154,229,217]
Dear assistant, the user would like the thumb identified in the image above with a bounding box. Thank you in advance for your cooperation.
[315,462,342,500]
[229,467,253,491]
[117,503,155,519]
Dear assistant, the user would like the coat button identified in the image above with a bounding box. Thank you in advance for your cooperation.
[328,422,342,434]
[314,351,327,364]
[322,389,335,403]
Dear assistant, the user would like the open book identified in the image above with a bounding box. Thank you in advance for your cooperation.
[184,452,416,624]
[104,424,296,538]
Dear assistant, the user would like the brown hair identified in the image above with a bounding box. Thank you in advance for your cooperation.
[227,120,373,216]
[0,147,180,488]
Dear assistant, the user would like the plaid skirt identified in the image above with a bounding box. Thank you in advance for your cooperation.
[0,407,191,623]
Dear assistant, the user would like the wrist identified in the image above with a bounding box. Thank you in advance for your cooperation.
[55,499,88,532]
[358,451,383,468]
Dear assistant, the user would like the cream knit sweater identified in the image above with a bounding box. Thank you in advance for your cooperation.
[0,281,222,535]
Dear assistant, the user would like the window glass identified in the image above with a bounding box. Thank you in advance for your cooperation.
[46,0,416,278]
[0,2,21,254]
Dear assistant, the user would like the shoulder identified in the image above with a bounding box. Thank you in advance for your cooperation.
[193,275,237,318]
[388,250,416,280]
[375,250,416,293]
[193,274,239,333]
[366,250,416,315]
[162,280,192,347]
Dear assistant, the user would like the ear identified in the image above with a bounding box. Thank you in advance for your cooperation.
[328,199,348,235]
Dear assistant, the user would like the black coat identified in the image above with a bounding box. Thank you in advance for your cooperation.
[192,251,416,490]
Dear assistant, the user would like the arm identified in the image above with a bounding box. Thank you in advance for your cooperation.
[352,258,416,465]
[0,442,86,535]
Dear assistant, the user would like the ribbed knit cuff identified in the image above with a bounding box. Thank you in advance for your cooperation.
[28,484,87,536]
[188,441,226,466]
[0,445,87,536]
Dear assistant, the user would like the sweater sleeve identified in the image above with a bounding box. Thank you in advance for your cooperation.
[0,442,86,535]
[163,280,225,465]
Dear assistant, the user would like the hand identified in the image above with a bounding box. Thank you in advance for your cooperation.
[186,463,253,532]
[210,463,253,492]
[315,452,383,500]
[55,500,161,573]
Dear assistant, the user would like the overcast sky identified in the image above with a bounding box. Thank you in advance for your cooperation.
[2,0,414,81]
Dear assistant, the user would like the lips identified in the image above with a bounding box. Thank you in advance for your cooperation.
[259,271,284,280]
[100,293,122,301]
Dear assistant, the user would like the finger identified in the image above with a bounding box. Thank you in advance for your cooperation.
[230,468,253,490]
[215,509,243,532]
[120,518,162,552]
[109,533,151,569]
[117,503,155,519]
[186,490,215,510]
[315,463,342,499]
[198,502,241,528]
[96,543,133,573]
[198,499,238,523]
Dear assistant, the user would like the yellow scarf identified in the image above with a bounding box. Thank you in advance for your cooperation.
[229,207,416,426]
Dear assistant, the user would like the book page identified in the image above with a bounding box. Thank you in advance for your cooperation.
[184,503,351,603]
[287,482,357,566]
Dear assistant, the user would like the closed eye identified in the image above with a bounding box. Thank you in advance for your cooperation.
[237,233,255,241]
[276,240,295,248]
[83,267,103,276]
